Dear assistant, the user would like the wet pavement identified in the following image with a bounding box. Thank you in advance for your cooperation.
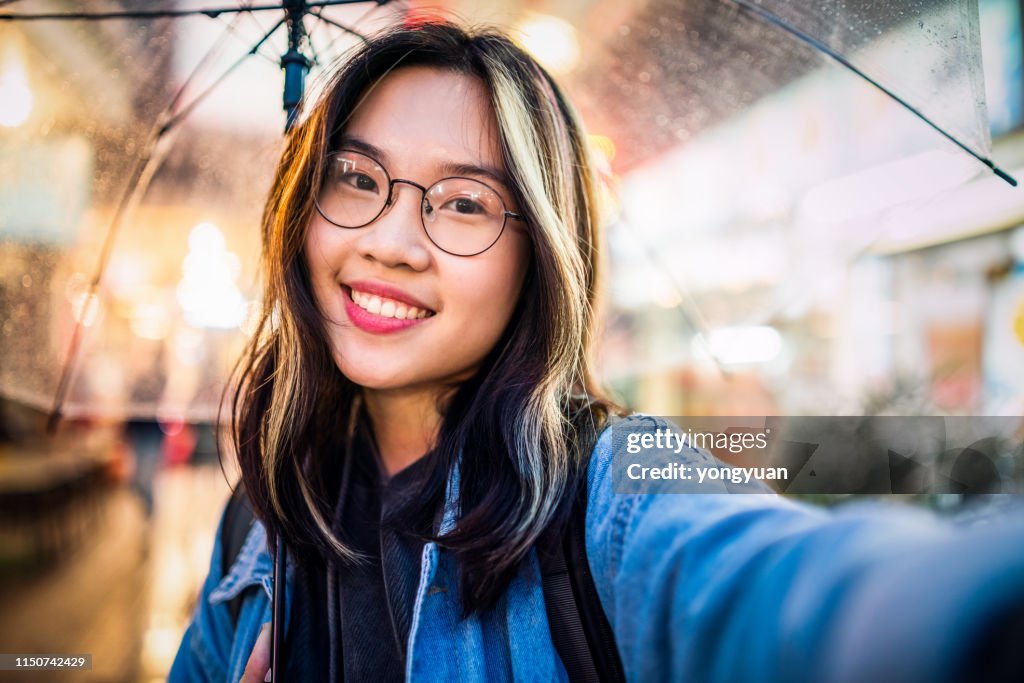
[0,464,231,683]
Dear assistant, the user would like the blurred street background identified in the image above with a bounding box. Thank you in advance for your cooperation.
[2,0,1024,680]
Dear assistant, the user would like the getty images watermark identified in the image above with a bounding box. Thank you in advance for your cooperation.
[611,416,1024,495]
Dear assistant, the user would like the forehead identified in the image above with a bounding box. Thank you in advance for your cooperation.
[342,65,504,175]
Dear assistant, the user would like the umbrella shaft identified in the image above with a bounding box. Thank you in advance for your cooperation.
[283,0,311,131]
[283,51,310,129]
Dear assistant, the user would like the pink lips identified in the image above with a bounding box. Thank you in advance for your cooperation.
[342,281,435,334]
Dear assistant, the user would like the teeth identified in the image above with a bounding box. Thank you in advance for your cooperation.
[350,288,432,320]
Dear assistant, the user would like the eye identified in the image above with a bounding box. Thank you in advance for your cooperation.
[340,172,379,193]
[443,196,485,215]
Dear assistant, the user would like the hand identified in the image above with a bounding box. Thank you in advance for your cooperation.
[239,622,272,683]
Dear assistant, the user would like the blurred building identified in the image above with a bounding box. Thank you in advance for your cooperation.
[580,0,1024,418]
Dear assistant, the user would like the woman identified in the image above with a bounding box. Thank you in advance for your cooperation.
[170,20,1024,683]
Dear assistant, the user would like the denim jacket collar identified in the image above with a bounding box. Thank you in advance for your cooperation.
[209,521,276,605]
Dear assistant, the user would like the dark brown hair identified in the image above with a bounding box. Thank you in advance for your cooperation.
[228,19,618,613]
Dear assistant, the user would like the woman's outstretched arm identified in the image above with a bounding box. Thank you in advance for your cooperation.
[586,416,1024,683]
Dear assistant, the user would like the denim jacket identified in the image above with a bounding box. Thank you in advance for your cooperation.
[170,414,1024,682]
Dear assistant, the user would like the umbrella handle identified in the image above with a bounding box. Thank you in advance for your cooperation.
[270,541,286,680]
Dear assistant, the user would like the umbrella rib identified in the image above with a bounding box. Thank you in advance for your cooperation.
[317,0,390,61]
[724,0,1017,187]
[214,12,281,65]
[45,135,176,433]
[307,0,392,8]
[308,7,368,44]
[0,3,288,21]
[238,0,271,34]
[306,18,324,66]
[170,8,254,113]
[0,1,381,21]
[46,18,286,432]
[160,17,285,133]
[229,0,285,64]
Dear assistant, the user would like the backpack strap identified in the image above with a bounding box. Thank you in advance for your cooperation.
[538,473,626,682]
[221,484,257,626]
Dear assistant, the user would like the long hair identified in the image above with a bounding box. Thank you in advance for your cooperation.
[229,19,619,613]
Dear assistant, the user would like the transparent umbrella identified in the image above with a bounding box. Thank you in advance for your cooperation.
[0,0,1014,427]
[0,0,406,427]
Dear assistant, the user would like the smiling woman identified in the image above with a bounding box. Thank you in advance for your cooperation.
[169,20,618,682]
[168,19,1024,683]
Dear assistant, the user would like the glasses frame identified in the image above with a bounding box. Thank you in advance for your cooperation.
[314,149,525,257]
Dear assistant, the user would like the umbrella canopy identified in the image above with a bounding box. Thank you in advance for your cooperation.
[0,0,1015,425]
[580,0,1000,174]
[0,0,402,424]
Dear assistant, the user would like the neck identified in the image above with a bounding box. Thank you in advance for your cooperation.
[362,386,443,478]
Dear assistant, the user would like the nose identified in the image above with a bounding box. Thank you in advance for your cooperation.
[354,180,432,271]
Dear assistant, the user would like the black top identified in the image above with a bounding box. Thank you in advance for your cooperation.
[282,420,436,681]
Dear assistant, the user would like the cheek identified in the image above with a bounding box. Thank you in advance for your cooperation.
[445,238,530,337]
[304,221,351,302]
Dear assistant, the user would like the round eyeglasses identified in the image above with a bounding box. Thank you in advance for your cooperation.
[314,150,524,257]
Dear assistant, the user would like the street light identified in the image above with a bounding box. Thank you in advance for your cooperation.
[0,42,32,127]
[515,13,580,74]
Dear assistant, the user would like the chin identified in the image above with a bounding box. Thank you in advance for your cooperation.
[331,354,419,391]
[332,350,481,394]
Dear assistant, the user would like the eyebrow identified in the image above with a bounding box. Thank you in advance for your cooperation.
[337,135,514,190]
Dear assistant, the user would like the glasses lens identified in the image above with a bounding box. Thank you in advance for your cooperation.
[424,179,507,255]
[317,151,389,227]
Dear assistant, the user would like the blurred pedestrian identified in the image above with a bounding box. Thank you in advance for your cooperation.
[125,344,167,520]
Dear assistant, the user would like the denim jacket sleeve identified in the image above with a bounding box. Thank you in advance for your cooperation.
[168,500,276,683]
[585,415,1024,683]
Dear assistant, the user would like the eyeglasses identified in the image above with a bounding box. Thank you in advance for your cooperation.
[314,150,524,257]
